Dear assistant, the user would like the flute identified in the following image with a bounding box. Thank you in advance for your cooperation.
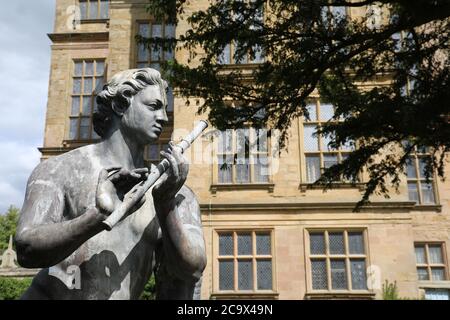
[102,120,209,231]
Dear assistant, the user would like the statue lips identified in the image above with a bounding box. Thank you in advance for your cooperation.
[152,125,163,135]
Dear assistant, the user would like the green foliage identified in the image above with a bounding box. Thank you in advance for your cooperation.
[0,206,19,254]
[382,280,400,300]
[145,0,450,208]
[140,275,156,300]
[0,277,32,300]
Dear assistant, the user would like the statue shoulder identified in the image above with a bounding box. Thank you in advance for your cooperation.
[27,147,92,187]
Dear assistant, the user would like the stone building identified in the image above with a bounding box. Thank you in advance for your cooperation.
[38,0,450,299]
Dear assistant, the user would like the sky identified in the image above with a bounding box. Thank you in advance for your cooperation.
[0,0,55,213]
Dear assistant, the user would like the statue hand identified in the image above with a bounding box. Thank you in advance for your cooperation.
[152,142,189,203]
[96,167,149,217]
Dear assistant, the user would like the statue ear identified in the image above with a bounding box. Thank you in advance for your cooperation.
[112,90,132,116]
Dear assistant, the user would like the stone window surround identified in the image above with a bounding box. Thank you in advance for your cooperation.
[304,228,373,295]
[69,58,106,142]
[414,242,449,282]
[213,229,276,297]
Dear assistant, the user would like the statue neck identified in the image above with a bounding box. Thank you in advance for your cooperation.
[98,125,145,170]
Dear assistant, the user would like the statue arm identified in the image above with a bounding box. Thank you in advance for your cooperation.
[154,186,206,283]
[15,172,105,268]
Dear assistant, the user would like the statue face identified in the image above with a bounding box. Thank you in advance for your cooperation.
[121,84,169,145]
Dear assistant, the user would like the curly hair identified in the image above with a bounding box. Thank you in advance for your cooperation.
[93,68,169,138]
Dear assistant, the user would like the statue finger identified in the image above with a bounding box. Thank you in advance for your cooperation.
[161,151,179,179]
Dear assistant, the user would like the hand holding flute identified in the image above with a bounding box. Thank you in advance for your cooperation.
[96,121,208,231]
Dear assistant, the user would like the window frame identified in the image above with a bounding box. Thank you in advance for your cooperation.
[215,126,271,185]
[406,150,438,205]
[69,59,106,141]
[216,1,266,66]
[79,0,109,20]
[301,99,358,184]
[415,242,449,282]
[135,21,176,71]
[305,229,371,293]
[214,229,276,294]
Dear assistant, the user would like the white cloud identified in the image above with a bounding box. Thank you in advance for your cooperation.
[0,142,41,212]
[0,0,54,213]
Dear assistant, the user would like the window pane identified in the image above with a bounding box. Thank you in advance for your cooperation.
[74,62,83,76]
[257,260,272,290]
[329,232,345,254]
[431,268,446,281]
[234,42,248,64]
[255,129,268,152]
[152,24,162,37]
[137,62,148,69]
[249,44,264,63]
[139,23,150,37]
[79,118,91,140]
[219,260,234,290]
[425,289,450,300]
[82,96,92,115]
[166,87,174,113]
[415,246,426,264]
[165,24,176,38]
[84,78,93,94]
[73,78,82,94]
[96,61,105,76]
[237,233,252,255]
[100,0,109,19]
[306,155,320,183]
[95,77,104,94]
[69,118,78,140]
[331,260,348,290]
[348,232,365,254]
[254,155,269,183]
[236,129,249,156]
[219,233,234,256]
[147,144,159,161]
[320,103,334,121]
[429,245,443,264]
[151,62,161,71]
[85,61,94,76]
[323,154,338,170]
[238,260,253,290]
[332,6,347,19]
[236,162,250,183]
[417,267,429,280]
[256,233,271,255]
[310,233,325,255]
[350,259,367,290]
[80,1,88,19]
[311,259,328,290]
[408,182,419,203]
[406,158,417,178]
[218,44,231,64]
[219,130,233,153]
[421,183,435,204]
[418,158,430,179]
[321,133,335,151]
[71,97,80,116]
[138,44,149,61]
[304,125,319,151]
[218,155,233,183]
[89,1,98,19]
[305,103,317,122]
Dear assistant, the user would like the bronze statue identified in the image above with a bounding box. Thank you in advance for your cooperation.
[15,68,207,300]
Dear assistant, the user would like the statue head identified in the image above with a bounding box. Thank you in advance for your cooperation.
[94,68,169,143]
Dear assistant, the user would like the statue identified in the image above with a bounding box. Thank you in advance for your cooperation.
[15,68,207,300]
[0,235,18,269]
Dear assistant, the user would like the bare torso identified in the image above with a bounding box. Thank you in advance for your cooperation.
[22,144,161,300]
